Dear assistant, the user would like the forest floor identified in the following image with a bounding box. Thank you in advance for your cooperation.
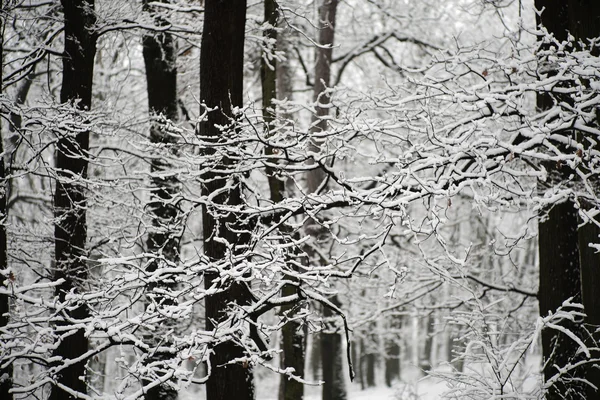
[282,368,448,400]
[179,364,448,400]
[178,372,445,400]
[180,356,542,399]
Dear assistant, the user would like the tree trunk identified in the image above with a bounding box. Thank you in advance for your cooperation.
[384,340,400,387]
[538,201,585,399]
[358,338,365,390]
[365,326,376,387]
[306,0,338,194]
[351,338,360,388]
[50,1,96,398]
[321,295,346,400]
[535,1,600,398]
[365,351,376,388]
[420,314,435,373]
[569,2,600,398]
[142,0,180,398]
[384,316,402,387]
[535,3,576,399]
[0,12,13,400]
[303,1,345,398]
[200,2,253,400]
[259,2,307,399]
[310,331,321,381]
[577,217,600,399]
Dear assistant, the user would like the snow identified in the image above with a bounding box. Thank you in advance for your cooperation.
[179,366,450,400]
[180,380,449,400]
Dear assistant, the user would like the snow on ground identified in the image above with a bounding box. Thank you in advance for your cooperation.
[253,363,446,400]
[254,375,448,400]
[181,357,542,400]
[181,373,447,400]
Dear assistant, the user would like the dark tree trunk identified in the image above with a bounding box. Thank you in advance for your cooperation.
[142,1,180,398]
[536,1,600,398]
[365,326,376,387]
[50,1,96,398]
[303,2,345,398]
[321,296,346,400]
[384,340,400,387]
[200,2,253,400]
[0,13,13,400]
[306,0,338,194]
[358,338,365,390]
[259,2,307,400]
[569,2,600,398]
[279,318,306,400]
[535,7,579,397]
[578,217,600,399]
[538,201,584,399]
[365,351,376,388]
[351,338,360,389]
[384,316,402,387]
[262,0,281,206]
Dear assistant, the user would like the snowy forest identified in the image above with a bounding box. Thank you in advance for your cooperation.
[1,0,599,399]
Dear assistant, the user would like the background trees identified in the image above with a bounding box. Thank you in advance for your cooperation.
[0,6,12,400]
[0,1,599,399]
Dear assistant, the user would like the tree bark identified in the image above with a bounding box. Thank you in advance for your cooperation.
[310,331,321,381]
[538,201,584,399]
[262,0,281,206]
[365,326,376,387]
[142,0,180,398]
[0,12,13,400]
[420,314,434,373]
[358,338,365,390]
[577,216,600,399]
[384,340,400,387]
[50,1,96,398]
[568,2,600,398]
[321,296,346,400]
[200,2,254,400]
[259,2,308,400]
[306,0,338,194]
[365,352,376,388]
[384,316,402,387]
[303,2,345,398]
[536,1,600,398]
